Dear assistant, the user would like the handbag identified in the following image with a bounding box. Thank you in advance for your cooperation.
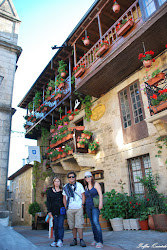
[60,207,66,215]
[93,194,107,208]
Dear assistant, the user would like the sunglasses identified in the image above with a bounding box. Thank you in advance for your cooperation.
[85,176,92,178]
[68,176,75,179]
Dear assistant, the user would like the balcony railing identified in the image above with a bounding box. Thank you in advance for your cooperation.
[77,0,141,70]
[145,69,167,115]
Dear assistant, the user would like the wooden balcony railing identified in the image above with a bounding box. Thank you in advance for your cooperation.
[77,0,141,70]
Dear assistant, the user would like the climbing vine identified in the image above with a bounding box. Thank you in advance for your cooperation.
[75,92,92,121]
[155,136,167,165]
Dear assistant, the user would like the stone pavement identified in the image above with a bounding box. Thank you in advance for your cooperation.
[1,224,167,250]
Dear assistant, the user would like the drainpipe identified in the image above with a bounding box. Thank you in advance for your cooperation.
[97,13,102,41]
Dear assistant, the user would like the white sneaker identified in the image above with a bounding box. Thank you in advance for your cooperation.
[50,241,56,247]
[57,239,63,247]
[91,240,97,246]
[96,242,103,248]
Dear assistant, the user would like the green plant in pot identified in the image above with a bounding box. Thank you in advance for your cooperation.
[34,91,42,109]
[28,201,41,228]
[58,60,68,78]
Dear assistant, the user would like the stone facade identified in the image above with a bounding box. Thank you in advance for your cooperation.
[0,0,22,209]
[8,165,33,226]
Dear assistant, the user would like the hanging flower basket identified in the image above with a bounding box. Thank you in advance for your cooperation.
[48,86,52,91]
[54,93,62,100]
[117,19,134,36]
[147,72,165,86]
[151,100,167,114]
[68,115,74,121]
[61,72,66,78]
[50,128,55,133]
[143,60,152,68]
[113,1,120,13]
[138,50,155,68]
[95,41,109,57]
[74,67,85,78]
[82,36,90,46]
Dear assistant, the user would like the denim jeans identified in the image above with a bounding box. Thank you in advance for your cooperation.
[86,207,103,243]
[53,214,65,242]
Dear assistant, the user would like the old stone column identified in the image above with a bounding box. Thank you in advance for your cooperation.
[0,0,22,210]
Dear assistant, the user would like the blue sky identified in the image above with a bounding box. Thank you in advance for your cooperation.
[9,0,95,176]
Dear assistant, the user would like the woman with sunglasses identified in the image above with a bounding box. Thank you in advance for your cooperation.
[84,171,103,249]
[47,177,65,248]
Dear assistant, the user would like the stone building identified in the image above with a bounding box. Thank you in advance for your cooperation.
[8,164,33,226]
[0,0,22,210]
[18,0,167,211]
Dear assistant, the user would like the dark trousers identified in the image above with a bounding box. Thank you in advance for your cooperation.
[53,214,65,242]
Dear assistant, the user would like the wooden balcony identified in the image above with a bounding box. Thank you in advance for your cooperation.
[74,1,167,98]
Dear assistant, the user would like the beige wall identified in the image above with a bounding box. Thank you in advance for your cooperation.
[73,50,167,195]
[11,168,33,226]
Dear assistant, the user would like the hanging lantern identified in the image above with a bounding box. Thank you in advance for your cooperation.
[112,0,120,13]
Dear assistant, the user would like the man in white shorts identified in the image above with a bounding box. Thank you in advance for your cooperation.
[63,171,86,247]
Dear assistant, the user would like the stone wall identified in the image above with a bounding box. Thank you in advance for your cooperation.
[0,0,22,209]
[11,167,33,226]
[73,50,167,195]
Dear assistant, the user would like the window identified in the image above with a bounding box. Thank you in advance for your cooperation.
[128,154,151,195]
[139,0,166,19]
[119,81,148,144]
[21,202,25,221]
[17,202,20,216]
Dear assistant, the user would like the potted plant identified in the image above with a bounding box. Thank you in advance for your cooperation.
[58,60,67,78]
[39,104,48,112]
[34,91,42,110]
[139,211,149,230]
[88,140,99,154]
[147,68,165,86]
[94,40,109,57]
[101,189,126,231]
[50,124,56,133]
[82,35,90,46]
[116,18,134,37]
[77,137,89,148]
[137,171,167,231]
[64,145,73,155]
[28,202,41,229]
[28,102,33,113]
[53,90,62,100]
[81,130,93,139]
[112,0,120,13]
[138,50,155,68]
[45,89,51,101]
[47,80,55,91]
[150,89,167,114]
[73,64,85,78]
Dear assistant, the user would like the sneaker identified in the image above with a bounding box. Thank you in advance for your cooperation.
[80,239,86,247]
[91,240,97,246]
[50,241,56,247]
[57,239,63,247]
[96,242,103,248]
[70,239,77,246]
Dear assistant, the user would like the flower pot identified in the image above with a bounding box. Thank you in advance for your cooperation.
[123,219,131,230]
[50,128,55,133]
[42,107,47,112]
[152,214,167,232]
[88,149,96,154]
[151,100,167,114]
[83,39,90,46]
[68,150,73,155]
[31,118,36,123]
[46,96,51,101]
[109,218,124,231]
[95,44,109,57]
[48,87,52,91]
[61,152,67,158]
[77,143,85,148]
[66,134,73,141]
[129,218,140,230]
[139,220,149,230]
[51,156,58,162]
[148,215,155,230]
[143,60,152,68]
[27,117,31,121]
[63,122,69,126]
[147,72,165,86]
[117,20,134,37]
[54,94,62,100]
[75,126,85,131]
[113,4,120,13]
[58,82,65,89]
[74,67,85,78]
[61,72,66,78]
[68,115,74,121]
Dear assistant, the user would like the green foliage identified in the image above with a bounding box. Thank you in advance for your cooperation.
[28,102,33,112]
[34,91,42,109]
[28,202,41,217]
[71,75,75,85]
[64,145,72,153]
[137,171,167,214]
[83,130,93,136]
[58,60,67,74]
[48,80,55,88]
[41,127,50,147]
[155,136,167,164]
[151,69,161,78]
[88,140,99,151]
[75,92,92,121]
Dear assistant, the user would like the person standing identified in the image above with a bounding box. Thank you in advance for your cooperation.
[63,171,86,247]
[47,177,65,247]
[84,171,103,249]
